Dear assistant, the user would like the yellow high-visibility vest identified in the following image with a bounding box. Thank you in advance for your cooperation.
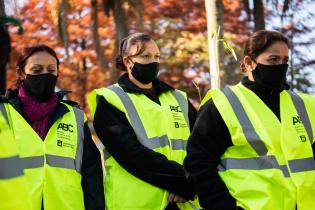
[5,102,86,210]
[0,103,32,210]
[88,84,200,210]
[202,83,315,210]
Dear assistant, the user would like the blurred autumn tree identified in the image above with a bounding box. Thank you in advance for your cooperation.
[267,0,315,93]
[6,0,248,108]
[4,0,314,110]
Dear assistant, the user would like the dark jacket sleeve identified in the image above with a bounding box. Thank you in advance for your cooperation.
[188,101,197,131]
[93,96,195,200]
[184,99,237,210]
[81,122,105,210]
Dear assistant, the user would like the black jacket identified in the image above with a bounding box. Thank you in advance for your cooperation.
[184,77,315,210]
[5,89,105,210]
[93,74,197,205]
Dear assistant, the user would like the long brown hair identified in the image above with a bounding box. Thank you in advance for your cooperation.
[240,30,290,72]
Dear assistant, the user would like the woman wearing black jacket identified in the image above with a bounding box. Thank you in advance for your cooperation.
[4,44,104,210]
[88,33,199,210]
[184,30,315,210]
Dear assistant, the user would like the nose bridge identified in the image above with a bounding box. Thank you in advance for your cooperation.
[150,54,159,62]
[148,56,156,63]
[43,66,50,73]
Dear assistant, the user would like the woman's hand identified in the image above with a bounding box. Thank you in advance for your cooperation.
[168,193,187,203]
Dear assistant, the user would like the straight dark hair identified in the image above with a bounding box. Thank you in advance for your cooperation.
[240,30,290,72]
[115,33,152,71]
[16,44,60,77]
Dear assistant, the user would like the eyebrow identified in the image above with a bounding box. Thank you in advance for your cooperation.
[141,52,160,55]
[31,64,56,67]
[268,55,289,58]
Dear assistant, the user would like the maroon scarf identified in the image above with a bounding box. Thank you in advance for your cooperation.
[18,82,58,140]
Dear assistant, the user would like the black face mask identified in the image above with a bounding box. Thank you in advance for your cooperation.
[252,63,288,88]
[24,74,57,101]
[130,62,159,84]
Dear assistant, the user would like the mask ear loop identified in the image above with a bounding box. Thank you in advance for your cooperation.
[127,57,135,64]
[251,57,258,64]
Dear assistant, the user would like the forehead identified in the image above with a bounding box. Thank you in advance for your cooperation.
[262,41,289,55]
[128,39,159,55]
[26,51,57,65]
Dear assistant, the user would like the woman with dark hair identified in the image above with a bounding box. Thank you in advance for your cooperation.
[184,30,315,210]
[3,44,105,210]
[88,33,200,210]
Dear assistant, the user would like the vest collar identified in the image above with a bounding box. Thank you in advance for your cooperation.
[118,73,174,95]
[241,76,290,95]
[5,88,71,127]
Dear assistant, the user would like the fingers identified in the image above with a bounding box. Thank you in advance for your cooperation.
[168,193,175,202]
[173,195,186,203]
[168,193,187,203]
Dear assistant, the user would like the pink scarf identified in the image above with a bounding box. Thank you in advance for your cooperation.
[18,82,58,140]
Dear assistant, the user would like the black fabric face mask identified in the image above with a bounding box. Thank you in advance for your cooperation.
[130,62,159,84]
[24,73,57,101]
[252,63,288,88]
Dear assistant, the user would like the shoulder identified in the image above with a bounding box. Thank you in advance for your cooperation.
[60,99,80,109]
[0,95,8,103]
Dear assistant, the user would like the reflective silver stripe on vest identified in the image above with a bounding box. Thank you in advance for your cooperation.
[287,91,314,144]
[108,85,187,151]
[171,90,189,129]
[21,156,44,169]
[73,107,85,173]
[218,156,290,177]
[172,139,187,150]
[188,201,199,210]
[20,107,84,173]
[46,154,77,171]
[0,103,9,126]
[220,87,289,177]
[0,155,24,179]
[288,157,315,173]
[222,87,268,156]
[104,148,111,160]
[21,154,82,173]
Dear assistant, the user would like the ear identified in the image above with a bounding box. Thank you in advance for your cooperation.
[18,69,26,80]
[243,56,256,72]
[123,57,133,70]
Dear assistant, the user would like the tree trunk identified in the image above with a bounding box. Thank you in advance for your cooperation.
[253,0,265,31]
[58,0,70,62]
[130,0,144,32]
[243,0,251,22]
[216,0,226,86]
[0,3,9,94]
[102,0,129,83]
[205,0,220,89]
[112,0,129,43]
[91,0,108,72]
[0,0,5,16]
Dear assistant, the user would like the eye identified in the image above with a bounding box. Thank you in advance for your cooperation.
[268,57,279,63]
[48,67,57,72]
[31,68,42,73]
[155,55,160,59]
[141,55,150,59]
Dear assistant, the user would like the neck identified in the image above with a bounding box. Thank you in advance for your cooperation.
[129,74,152,89]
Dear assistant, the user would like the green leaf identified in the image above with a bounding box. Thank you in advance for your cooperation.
[0,16,24,34]
[219,39,238,61]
